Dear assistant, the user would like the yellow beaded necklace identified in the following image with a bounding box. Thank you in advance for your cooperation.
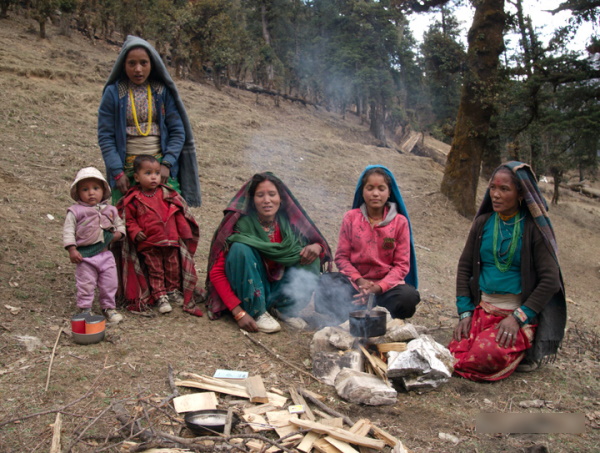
[128,83,153,136]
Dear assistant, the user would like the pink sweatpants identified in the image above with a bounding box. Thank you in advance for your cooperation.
[75,251,118,310]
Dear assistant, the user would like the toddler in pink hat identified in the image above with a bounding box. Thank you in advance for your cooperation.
[63,167,125,324]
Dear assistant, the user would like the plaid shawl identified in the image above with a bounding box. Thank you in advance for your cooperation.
[205,173,333,319]
[117,185,202,316]
[476,161,565,361]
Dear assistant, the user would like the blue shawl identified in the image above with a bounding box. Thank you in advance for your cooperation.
[352,165,418,289]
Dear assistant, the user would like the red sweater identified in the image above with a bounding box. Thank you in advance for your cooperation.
[124,187,193,251]
[335,207,410,293]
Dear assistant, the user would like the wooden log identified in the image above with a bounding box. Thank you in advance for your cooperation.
[290,419,385,450]
[246,375,269,404]
[172,391,218,413]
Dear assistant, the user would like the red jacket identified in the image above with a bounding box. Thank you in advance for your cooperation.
[121,185,194,251]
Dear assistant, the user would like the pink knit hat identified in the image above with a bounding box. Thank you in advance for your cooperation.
[70,167,111,202]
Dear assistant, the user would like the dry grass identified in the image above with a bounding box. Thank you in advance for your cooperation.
[0,14,599,453]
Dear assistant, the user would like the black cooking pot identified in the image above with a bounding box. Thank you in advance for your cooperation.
[349,310,386,337]
[184,409,238,436]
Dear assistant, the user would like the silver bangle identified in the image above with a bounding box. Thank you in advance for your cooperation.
[459,311,473,320]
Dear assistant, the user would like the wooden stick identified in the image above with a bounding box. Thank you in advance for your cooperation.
[240,329,320,382]
[45,327,63,392]
[49,412,62,453]
[223,407,234,436]
[297,388,354,427]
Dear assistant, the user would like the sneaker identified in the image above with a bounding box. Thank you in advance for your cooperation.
[270,308,307,330]
[102,309,123,324]
[80,308,92,315]
[255,312,281,333]
[157,295,173,314]
[167,289,185,307]
[283,317,308,330]
[516,358,540,373]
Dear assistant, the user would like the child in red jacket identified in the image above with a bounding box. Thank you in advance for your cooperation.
[121,155,198,314]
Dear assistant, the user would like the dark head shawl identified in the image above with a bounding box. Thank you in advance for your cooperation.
[352,165,418,289]
[477,161,566,362]
[205,172,333,319]
[103,35,202,207]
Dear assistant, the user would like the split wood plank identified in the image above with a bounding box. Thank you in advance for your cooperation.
[290,419,385,450]
[172,391,218,413]
[324,436,360,453]
[359,345,388,383]
[241,412,272,432]
[246,439,279,452]
[49,412,62,453]
[176,373,287,407]
[321,417,344,428]
[349,419,372,436]
[349,419,377,453]
[313,438,343,453]
[243,403,278,415]
[246,375,269,403]
[371,424,399,448]
[289,387,316,420]
[266,410,302,442]
[375,343,407,353]
[297,431,320,452]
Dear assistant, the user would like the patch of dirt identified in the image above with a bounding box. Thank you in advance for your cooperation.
[0,15,599,453]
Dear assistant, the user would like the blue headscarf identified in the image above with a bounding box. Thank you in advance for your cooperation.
[352,165,418,289]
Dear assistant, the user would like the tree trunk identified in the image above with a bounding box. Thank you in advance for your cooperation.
[440,0,506,218]
[369,100,387,146]
[38,18,46,39]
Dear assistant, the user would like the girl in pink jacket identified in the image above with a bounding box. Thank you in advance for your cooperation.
[315,165,419,324]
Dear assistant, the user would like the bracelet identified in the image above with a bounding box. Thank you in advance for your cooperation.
[512,307,528,326]
[161,160,173,169]
[459,311,473,320]
[234,310,247,322]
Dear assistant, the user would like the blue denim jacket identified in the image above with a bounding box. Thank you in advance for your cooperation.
[98,80,185,187]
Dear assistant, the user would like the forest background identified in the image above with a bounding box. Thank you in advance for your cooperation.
[9,0,600,215]
[0,1,599,452]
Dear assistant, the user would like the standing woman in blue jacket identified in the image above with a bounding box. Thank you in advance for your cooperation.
[98,35,201,207]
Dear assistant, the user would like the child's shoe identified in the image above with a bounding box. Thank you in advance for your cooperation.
[103,309,123,324]
[80,308,92,315]
[157,295,173,314]
[167,289,185,307]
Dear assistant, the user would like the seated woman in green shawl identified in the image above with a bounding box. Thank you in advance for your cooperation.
[205,173,332,333]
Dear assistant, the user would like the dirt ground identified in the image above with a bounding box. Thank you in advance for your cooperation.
[0,15,599,453]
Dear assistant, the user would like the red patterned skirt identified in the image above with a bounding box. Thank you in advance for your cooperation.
[448,301,536,382]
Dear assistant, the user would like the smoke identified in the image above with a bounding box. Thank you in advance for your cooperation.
[280,267,319,316]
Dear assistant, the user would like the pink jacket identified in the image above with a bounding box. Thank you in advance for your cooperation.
[335,204,410,293]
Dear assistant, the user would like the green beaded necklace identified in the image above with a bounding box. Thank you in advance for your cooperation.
[493,211,522,272]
